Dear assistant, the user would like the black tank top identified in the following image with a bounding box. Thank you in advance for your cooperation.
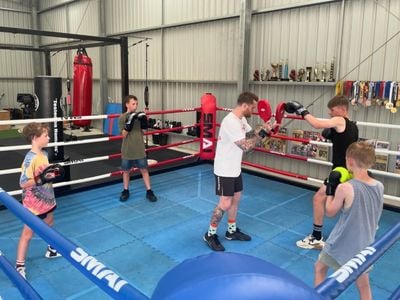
[330,117,358,169]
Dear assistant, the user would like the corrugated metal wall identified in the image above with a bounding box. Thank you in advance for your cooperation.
[0,0,399,200]
[0,0,33,108]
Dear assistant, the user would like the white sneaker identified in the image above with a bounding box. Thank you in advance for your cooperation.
[296,235,325,250]
[16,266,26,279]
[45,246,62,259]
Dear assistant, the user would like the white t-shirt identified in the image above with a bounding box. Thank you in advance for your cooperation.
[214,112,252,177]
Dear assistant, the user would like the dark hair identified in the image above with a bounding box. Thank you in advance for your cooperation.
[237,92,258,105]
[124,95,138,105]
[327,95,349,110]
[22,122,49,143]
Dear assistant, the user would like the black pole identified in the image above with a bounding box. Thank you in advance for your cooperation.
[144,43,149,109]
[44,50,51,75]
[144,43,149,148]
[120,37,129,112]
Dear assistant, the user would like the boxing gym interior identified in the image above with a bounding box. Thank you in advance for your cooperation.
[0,1,399,299]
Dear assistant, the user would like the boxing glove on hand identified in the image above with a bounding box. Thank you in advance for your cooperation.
[124,112,138,132]
[137,112,148,130]
[284,101,310,117]
[325,167,352,196]
[35,164,64,185]
[258,128,270,138]
[325,171,341,196]
[321,128,333,140]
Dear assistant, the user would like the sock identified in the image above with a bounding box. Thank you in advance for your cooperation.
[227,220,236,234]
[208,224,217,236]
[16,260,25,268]
[312,224,323,240]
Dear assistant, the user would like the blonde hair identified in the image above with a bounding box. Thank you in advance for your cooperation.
[346,141,375,169]
[22,122,49,143]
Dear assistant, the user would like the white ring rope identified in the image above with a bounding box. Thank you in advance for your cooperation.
[6,153,199,196]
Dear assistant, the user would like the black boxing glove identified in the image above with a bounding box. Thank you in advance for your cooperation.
[284,101,310,117]
[325,170,341,196]
[124,112,138,132]
[258,128,270,138]
[321,128,333,140]
[35,164,64,185]
[137,112,148,130]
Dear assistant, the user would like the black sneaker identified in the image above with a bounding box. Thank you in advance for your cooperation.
[225,228,251,241]
[120,190,129,202]
[203,233,225,251]
[146,189,157,202]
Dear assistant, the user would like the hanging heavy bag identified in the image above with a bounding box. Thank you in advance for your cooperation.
[72,47,93,127]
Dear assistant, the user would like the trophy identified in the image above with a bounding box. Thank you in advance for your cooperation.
[297,68,305,82]
[328,57,335,82]
[314,63,320,81]
[289,69,296,81]
[282,59,289,81]
[321,62,327,82]
[270,63,278,81]
[265,69,271,81]
[253,70,260,81]
[305,67,312,82]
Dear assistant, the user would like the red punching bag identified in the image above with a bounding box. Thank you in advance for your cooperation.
[72,47,93,127]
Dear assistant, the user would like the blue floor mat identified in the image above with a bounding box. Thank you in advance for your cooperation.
[0,164,398,299]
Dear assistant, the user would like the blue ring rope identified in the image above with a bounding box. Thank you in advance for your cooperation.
[0,251,42,300]
[315,222,400,299]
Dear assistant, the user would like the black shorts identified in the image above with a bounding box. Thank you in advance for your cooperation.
[37,205,56,220]
[215,174,243,197]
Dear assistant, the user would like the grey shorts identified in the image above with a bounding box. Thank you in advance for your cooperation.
[121,157,148,171]
[318,251,373,273]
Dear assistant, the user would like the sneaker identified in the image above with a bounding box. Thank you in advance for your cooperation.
[296,235,325,250]
[225,228,252,241]
[120,189,130,202]
[203,233,225,251]
[146,189,157,202]
[16,266,26,279]
[45,247,62,259]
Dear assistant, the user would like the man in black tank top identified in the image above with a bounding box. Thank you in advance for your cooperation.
[285,96,358,249]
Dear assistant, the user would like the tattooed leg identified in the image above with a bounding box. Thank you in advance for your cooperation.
[210,206,225,226]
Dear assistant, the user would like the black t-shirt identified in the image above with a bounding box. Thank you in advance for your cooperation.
[330,118,359,169]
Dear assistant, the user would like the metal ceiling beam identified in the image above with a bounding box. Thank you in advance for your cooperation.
[0,44,45,52]
[0,26,120,44]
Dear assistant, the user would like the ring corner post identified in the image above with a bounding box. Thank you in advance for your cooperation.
[199,93,216,160]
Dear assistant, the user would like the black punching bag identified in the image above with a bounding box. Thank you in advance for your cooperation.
[34,76,64,162]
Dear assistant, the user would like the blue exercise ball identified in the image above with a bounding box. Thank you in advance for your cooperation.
[152,252,323,300]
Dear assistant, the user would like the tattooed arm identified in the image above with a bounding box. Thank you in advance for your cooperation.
[235,126,269,152]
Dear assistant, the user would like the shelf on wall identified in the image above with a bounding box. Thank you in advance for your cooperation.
[249,80,336,87]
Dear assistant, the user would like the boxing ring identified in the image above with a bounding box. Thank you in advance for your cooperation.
[0,93,399,299]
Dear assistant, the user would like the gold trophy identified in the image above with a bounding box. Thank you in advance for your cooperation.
[297,68,305,82]
[270,63,278,81]
[314,63,320,82]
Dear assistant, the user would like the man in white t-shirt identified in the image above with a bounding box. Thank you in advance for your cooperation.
[203,92,274,251]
